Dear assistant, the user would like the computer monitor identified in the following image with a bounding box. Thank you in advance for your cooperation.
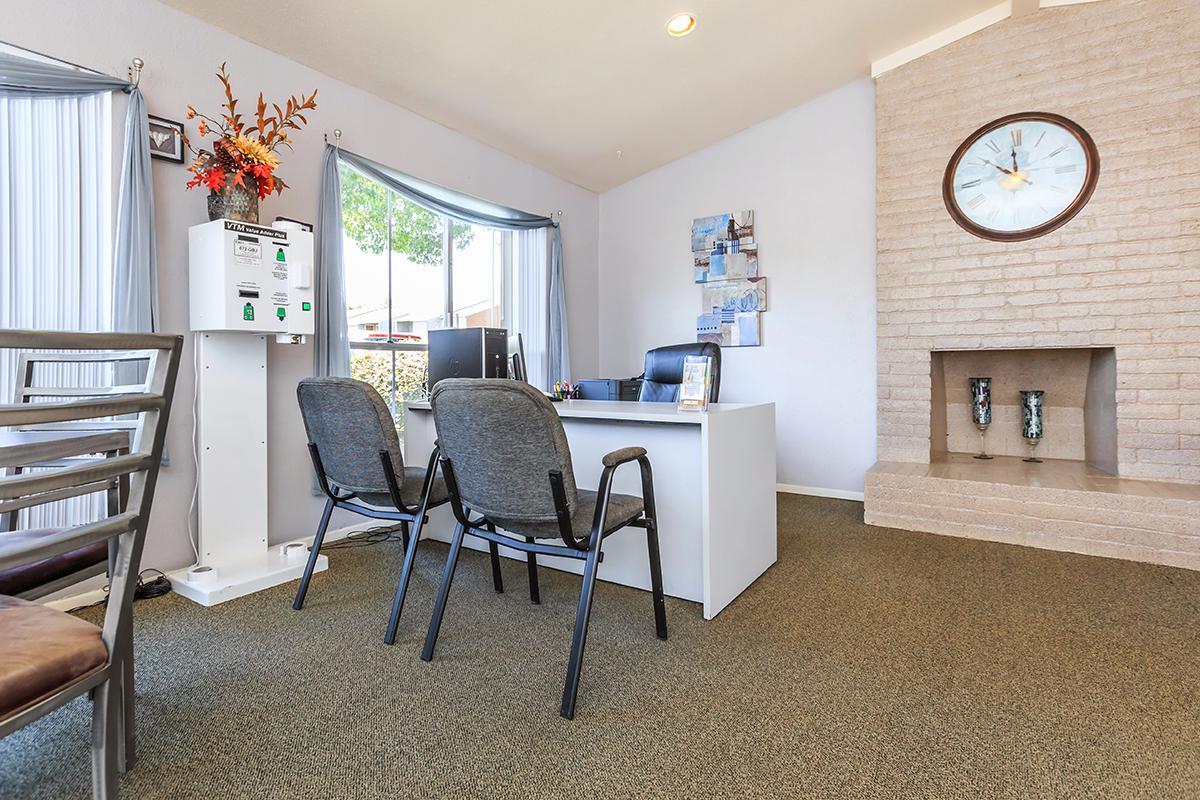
[507,333,527,383]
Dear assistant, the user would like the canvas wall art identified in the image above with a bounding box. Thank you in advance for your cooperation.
[692,209,766,347]
[691,210,755,254]
[697,311,760,348]
[693,245,758,283]
[700,277,766,315]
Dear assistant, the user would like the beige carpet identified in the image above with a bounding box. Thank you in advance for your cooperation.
[1,495,1197,799]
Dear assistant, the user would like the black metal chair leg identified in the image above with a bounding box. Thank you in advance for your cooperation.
[646,519,668,640]
[421,522,466,662]
[560,542,603,720]
[293,497,334,610]
[525,537,540,605]
[488,536,504,593]
[384,514,424,645]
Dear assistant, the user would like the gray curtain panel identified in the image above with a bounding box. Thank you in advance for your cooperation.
[314,145,350,377]
[324,144,571,382]
[548,226,570,384]
[0,52,159,339]
[1,51,163,459]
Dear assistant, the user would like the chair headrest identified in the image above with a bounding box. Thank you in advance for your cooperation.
[643,342,720,384]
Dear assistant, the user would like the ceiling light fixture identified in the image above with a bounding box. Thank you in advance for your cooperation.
[665,13,696,37]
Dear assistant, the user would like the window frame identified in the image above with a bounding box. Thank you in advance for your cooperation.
[345,185,514,416]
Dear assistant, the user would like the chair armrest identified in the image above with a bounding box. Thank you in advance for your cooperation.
[601,447,647,468]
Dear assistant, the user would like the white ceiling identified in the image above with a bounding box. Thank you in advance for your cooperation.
[162,0,999,192]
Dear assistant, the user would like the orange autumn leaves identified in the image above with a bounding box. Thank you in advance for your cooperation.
[185,63,316,200]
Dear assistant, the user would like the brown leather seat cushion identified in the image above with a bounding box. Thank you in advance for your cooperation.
[0,528,107,597]
[0,595,107,720]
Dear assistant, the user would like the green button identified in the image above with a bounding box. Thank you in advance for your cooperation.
[243,303,254,321]
[302,302,312,311]
[276,248,287,262]
[276,307,286,320]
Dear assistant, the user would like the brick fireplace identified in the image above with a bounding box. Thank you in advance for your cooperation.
[864,0,1200,570]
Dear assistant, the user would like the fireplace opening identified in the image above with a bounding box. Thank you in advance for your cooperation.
[930,347,1118,474]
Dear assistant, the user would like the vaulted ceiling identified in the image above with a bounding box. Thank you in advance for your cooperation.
[163,0,999,191]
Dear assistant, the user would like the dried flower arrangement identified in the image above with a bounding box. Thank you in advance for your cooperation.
[184,63,317,221]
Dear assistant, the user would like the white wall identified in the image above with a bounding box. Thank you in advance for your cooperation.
[7,0,600,572]
[598,79,877,496]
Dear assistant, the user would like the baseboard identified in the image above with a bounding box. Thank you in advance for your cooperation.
[44,586,109,612]
[776,483,865,502]
[44,519,383,612]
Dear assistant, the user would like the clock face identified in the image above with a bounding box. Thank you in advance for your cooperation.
[943,112,1099,241]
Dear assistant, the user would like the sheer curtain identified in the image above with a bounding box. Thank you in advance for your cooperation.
[515,228,550,390]
[0,90,113,526]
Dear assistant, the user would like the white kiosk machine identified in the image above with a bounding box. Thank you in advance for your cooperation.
[172,219,325,605]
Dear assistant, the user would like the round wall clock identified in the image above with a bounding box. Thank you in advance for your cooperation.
[942,112,1099,242]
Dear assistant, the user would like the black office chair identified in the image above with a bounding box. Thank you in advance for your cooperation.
[294,377,507,643]
[637,342,721,403]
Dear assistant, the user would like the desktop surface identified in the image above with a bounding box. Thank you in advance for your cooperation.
[405,397,769,425]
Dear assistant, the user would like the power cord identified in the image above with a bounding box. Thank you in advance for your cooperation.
[321,524,408,550]
[65,568,173,613]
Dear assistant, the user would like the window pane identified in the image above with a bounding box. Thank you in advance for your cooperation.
[451,224,503,329]
[349,348,428,438]
[341,168,446,344]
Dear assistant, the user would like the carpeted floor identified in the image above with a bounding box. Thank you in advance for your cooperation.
[1,495,1197,799]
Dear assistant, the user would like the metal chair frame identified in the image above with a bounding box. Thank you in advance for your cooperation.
[0,330,182,800]
[421,447,668,720]
[296,440,510,644]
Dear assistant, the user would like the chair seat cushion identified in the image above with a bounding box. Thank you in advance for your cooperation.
[0,528,108,597]
[490,489,644,540]
[0,595,107,720]
[355,467,449,510]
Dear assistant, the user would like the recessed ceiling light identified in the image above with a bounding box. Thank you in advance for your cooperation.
[666,13,696,37]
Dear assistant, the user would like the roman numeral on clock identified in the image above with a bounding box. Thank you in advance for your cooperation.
[1055,164,1077,173]
[959,179,982,189]
[967,194,987,209]
[985,139,1001,154]
[1048,145,1067,158]
[1011,128,1023,147]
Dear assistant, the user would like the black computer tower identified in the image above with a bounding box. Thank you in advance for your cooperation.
[427,327,509,389]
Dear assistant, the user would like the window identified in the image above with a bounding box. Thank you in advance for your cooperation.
[340,168,516,441]
[0,80,114,527]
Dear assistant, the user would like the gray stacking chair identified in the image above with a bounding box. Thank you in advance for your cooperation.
[421,378,667,720]
[295,377,507,642]
[0,330,182,800]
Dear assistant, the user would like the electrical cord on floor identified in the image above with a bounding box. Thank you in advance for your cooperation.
[134,568,172,600]
[65,568,173,613]
[321,524,407,550]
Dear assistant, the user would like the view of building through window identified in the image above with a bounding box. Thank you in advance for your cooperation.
[341,167,512,440]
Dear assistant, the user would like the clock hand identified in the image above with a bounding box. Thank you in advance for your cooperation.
[979,158,1034,186]
[1011,146,1019,173]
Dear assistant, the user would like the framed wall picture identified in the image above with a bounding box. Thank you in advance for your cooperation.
[147,115,185,163]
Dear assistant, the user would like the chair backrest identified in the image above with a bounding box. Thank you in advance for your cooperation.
[0,330,181,662]
[296,377,404,496]
[11,349,160,432]
[638,342,722,403]
[430,378,577,522]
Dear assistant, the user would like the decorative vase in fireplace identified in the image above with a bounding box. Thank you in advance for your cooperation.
[1021,390,1044,463]
[970,377,993,460]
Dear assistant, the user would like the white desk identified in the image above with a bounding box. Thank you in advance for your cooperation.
[403,399,777,619]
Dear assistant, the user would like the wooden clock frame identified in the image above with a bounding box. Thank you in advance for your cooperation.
[942,111,1100,242]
